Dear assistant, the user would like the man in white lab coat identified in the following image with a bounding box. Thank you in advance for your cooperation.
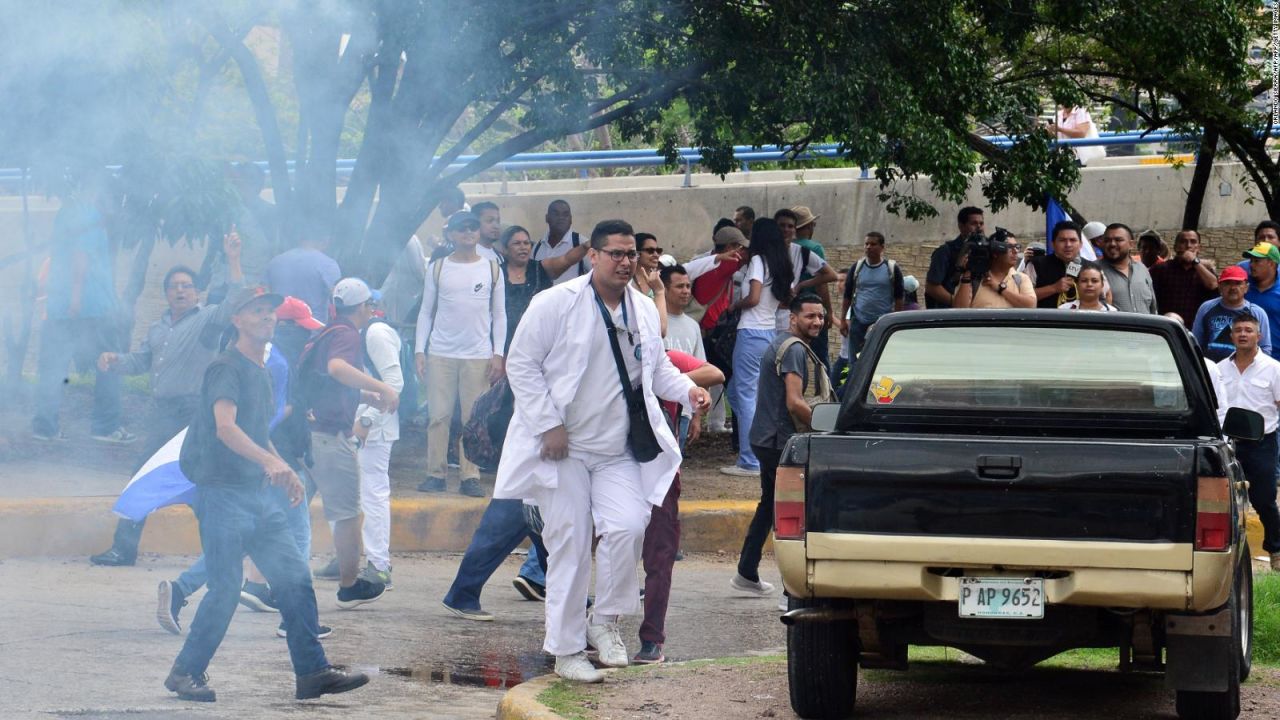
[495,219,709,683]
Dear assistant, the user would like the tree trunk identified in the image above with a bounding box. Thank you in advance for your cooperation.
[1181,127,1218,231]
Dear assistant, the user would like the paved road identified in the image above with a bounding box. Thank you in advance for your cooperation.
[0,552,785,719]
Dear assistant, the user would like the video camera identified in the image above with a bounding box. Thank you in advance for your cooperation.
[962,227,1013,279]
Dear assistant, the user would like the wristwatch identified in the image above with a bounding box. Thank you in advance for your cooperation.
[1192,257,1201,265]
[997,280,1008,294]
[359,416,374,429]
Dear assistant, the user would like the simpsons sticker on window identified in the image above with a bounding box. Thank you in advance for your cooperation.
[871,376,902,404]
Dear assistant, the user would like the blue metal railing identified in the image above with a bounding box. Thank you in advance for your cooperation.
[1,129,1274,184]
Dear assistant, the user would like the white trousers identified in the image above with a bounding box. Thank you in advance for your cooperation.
[532,451,650,656]
[358,439,394,571]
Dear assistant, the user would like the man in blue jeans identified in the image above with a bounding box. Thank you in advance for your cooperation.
[165,287,366,702]
[441,500,548,620]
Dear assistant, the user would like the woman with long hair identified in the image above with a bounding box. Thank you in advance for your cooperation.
[721,218,794,476]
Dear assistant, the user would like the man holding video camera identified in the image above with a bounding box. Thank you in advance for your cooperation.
[1027,221,1111,309]
[952,228,1035,309]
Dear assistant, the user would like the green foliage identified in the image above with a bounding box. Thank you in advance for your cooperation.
[1257,571,1280,665]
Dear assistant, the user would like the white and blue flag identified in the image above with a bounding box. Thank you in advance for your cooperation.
[111,429,195,522]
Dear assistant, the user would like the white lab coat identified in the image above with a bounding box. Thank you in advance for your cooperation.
[494,272,694,507]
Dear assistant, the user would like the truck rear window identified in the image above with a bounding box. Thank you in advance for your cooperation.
[865,326,1188,412]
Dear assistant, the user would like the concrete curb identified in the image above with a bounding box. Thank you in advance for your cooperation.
[0,493,1265,561]
[0,495,760,559]
[495,673,565,720]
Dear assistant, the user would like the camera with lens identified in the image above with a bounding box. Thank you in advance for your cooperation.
[961,227,1012,279]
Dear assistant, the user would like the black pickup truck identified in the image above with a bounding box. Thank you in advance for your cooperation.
[776,310,1259,720]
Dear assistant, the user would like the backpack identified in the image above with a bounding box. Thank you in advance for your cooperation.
[362,319,418,424]
[705,307,739,382]
[775,335,837,433]
[461,377,515,469]
[847,257,899,304]
[532,231,585,278]
[277,323,349,467]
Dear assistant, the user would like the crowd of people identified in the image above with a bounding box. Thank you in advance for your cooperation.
[35,170,1280,697]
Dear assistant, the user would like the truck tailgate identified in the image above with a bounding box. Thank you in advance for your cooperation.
[807,434,1197,546]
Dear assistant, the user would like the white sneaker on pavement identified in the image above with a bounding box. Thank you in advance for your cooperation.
[585,620,629,668]
[555,652,604,683]
[730,573,776,597]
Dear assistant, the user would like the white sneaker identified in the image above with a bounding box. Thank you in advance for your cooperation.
[730,573,776,597]
[555,652,604,683]
[778,595,789,612]
[719,465,759,478]
[707,423,729,434]
[585,621,629,668]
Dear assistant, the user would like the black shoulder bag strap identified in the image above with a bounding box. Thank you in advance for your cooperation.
[592,289,661,462]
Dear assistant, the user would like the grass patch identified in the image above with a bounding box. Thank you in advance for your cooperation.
[538,680,595,720]
[1257,572,1280,665]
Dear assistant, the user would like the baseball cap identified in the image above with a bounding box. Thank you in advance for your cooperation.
[332,277,381,309]
[903,275,920,294]
[1243,241,1280,263]
[1219,265,1248,283]
[225,286,283,316]
[1081,221,1107,242]
[446,210,480,232]
[275,296,324,330]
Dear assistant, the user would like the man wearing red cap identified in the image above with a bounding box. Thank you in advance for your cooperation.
[1192,265,1273,361]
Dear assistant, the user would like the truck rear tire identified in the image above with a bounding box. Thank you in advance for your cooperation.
[1238,549,1253,682]
[1173,565,1243,720]
[788,597,859,719]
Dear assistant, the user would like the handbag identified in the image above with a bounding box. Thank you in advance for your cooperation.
[594,291,662,463]
[462,377,514,469]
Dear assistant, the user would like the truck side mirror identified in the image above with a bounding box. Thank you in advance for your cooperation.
[810,403,840,432]
[1222,407,1264,442]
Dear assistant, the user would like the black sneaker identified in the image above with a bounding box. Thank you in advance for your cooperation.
[277,624,333,639]
[336,578,385,609]
[633,640,665,664]
[165,666,216,702]
[239,581,279,613]
[295,665,369,700]
[417,476,446,493]
[512,576,546,602]
[89,547,136,567]
[157,580,187,635]
[459,478,485,497]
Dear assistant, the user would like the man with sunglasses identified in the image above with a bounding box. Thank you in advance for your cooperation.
[415,211,507,498]
[952,230,1035,308]
[496,219,709,683]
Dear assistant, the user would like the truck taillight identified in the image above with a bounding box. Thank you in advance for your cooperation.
[1195,476,1230,551]
[774,466,806,540]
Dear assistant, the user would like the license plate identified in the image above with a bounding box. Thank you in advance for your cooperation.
[958,577,1045,619]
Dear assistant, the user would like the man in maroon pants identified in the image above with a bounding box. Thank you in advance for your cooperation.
[636,350,724,663]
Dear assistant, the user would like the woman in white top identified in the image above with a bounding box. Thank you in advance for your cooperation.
[722,218,794,475]
[1058,263,1118,312]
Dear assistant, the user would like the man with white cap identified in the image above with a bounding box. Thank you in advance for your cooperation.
[1080,220,1105,261]
[302,278,399,608]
